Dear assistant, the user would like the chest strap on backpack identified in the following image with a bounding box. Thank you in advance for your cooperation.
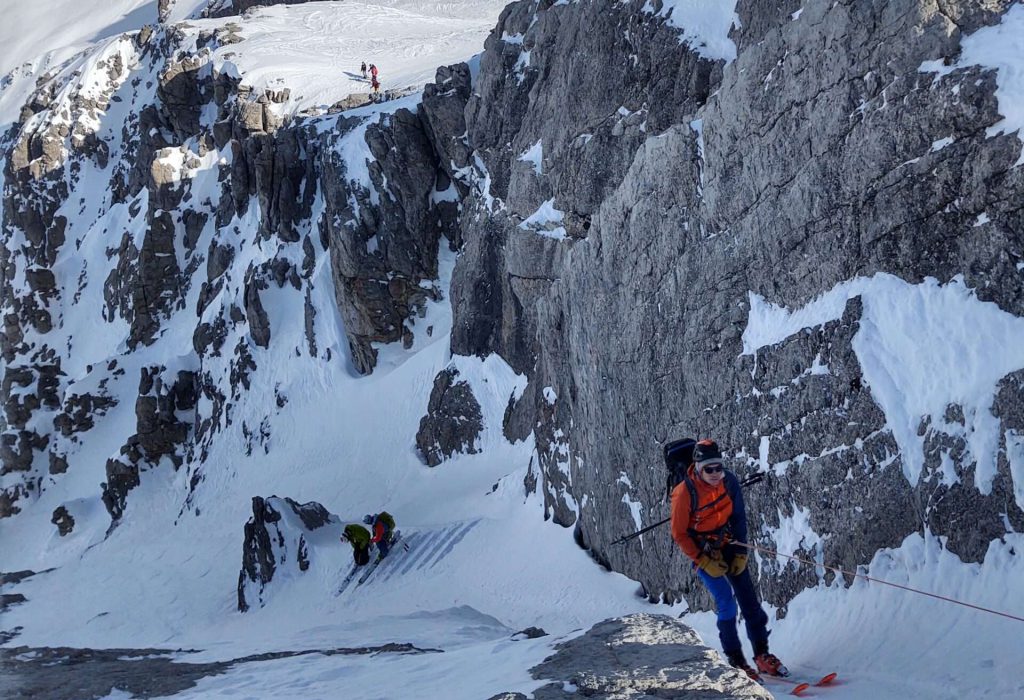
[682,473,733,553]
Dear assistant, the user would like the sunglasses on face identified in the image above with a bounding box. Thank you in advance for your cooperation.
[701,464,725,474]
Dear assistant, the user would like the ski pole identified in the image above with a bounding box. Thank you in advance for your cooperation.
[611,517,670,546]
[611,472,766,546]
[735,541,1024,624]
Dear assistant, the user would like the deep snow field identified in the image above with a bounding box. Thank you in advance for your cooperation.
[2,2,1024,699]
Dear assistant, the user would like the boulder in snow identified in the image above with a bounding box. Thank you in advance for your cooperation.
[237,496,339,612]
[416,367,484,467]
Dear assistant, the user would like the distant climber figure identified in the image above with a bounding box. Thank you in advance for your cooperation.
[364,511,395,560]
[370,76,381,101]
[360,61,367,79]
[669,439,789,683]
[369,63,378,80]
[341,523,372,566]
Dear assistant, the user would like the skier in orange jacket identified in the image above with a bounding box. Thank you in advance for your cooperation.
[670,439,788,682]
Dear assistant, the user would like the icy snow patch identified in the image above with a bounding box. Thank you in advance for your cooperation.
[744,273,1024,492]
[1006,430,1024,511]
[919,3,1024,165]
[765,505,822,571]
[641,0,739,62]
[513,49,532,84]
[519,140,543,175]
[519,198,567,239]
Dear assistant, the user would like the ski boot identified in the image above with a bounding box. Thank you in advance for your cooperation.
[726,650,763,684]
[754,652,790,677]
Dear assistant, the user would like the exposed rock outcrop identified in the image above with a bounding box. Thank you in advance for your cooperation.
[101,367,197,522]
[0,19,406,519]
[486,613,769,700]
[237,496,337,612]
[436,0,1024,612]
[202,0,326,19]
[322,107,449,374]
[416,367,484,466]
[51,506,75,536]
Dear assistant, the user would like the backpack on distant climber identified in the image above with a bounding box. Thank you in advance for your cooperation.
[663,437,697,501]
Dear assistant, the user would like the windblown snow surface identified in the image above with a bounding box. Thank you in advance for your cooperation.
[1,2,1023,699]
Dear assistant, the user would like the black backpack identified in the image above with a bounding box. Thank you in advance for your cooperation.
[663,438,697,501]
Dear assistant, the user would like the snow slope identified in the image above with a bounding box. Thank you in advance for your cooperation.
[193,1,512,116]
[2,2,1024,699]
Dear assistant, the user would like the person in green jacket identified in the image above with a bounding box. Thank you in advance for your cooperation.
[342,523,372,566]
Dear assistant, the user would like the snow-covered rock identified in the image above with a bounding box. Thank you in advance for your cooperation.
[487,613,771,700]
[237,495,337,611]
[416,366,484,466]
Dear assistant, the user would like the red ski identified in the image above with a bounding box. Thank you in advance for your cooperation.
[765,672,837,696]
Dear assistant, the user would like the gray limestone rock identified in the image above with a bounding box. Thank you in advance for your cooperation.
[203,0,327,19]
[52,392,119,438]
[243,267,272,348]
[50,506,75,536]
[441,0,1024,615]
[420,63,473,203]
[488,613,770,699]
[416,368,484,467]
[102,457,141,522]
[98,367,197,522]
[135,368,197,468]
[130,211,185,348]
[158,55,210,141]
[321,108,446,374]
[237,496,338,612]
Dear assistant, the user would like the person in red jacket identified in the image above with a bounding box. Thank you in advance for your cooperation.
[670,439,788,682]
[363,511,395,560]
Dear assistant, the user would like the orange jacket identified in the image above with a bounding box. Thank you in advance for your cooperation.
[671,465,735,560]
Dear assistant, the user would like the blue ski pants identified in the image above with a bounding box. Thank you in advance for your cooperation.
[375,527,393,559]
[697,563,769,655]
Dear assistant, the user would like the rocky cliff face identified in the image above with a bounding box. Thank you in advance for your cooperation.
[429,0,1024,611]
[0,21,452,524]
[2,0,1022,618]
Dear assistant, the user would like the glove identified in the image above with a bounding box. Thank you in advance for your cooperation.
[728,553,748,576]
[696,552,728,577]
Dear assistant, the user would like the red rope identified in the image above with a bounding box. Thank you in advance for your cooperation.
[734,541,1024,624]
